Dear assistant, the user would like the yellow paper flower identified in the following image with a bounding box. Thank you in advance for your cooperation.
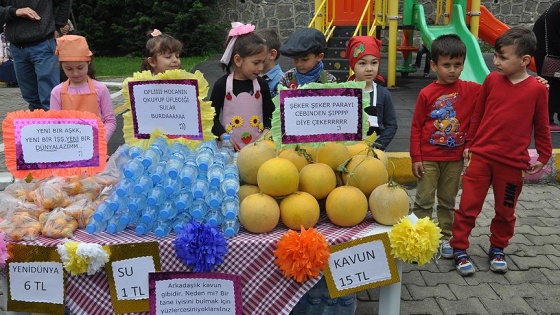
[250,115,260,127]
[258,122,264,131]
[388,217,442,265]
[226,124,233,133]
[59,242,89,276]
[231,115,243,127]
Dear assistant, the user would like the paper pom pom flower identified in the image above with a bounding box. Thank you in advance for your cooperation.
[174,221,228,272]
[388,217,442,265]
[274,227,330,283]
[57,241,110,276]
[0,231,9,268]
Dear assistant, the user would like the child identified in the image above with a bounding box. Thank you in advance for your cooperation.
[50,35,117,142]
[414,42,431,78]
[450,27,552,276]
[410,34,481,259]
[140,29,182,75]
[254,28,284,98]
[346,35,397,150]
[209,22,275,149]
[278,27,337,88]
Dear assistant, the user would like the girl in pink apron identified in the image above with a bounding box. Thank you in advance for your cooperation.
[49,35,117,141]
[210,22,275,150]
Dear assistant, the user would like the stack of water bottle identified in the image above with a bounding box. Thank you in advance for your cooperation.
[86,135,241,238]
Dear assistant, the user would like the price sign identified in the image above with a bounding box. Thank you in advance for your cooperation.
[8,262,64,304]
[112,256,155,300]
[323,233,399,298]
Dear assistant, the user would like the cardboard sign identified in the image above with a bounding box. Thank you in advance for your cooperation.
[9,262,64,304]
[149,272,242,315]
[111,256,155,301]
[279,88,363,143]
[129,80,203,139]
[323,233,399,298]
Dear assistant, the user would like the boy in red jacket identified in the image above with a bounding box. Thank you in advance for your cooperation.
[450,27,552,276]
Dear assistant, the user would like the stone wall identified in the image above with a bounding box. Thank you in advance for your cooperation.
[217,0,556,40]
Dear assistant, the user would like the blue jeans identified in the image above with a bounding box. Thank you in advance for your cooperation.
[10,37,60,111]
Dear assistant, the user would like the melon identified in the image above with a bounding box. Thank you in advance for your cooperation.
[257,157,299,197]
[341,155,388,196]
[298,163,336,199]
[369,180,410,225]
[237,141,277,184]
[279,146,311,172]
[279,191,320,230]
[326,185,368,227]
[238,184,260,203]
[311,142,350,171]
[239,193,280,233]
[347,142,369,157]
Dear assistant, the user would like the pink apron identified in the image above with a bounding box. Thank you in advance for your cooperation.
[220,73,264,149]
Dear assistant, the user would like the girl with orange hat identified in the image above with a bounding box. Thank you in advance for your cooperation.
[346,36,398,150]
[50,35,117,141]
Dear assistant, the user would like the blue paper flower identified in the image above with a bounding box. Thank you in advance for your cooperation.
[174,221,228,272]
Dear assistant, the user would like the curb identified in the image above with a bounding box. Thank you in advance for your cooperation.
[387,148,560,186]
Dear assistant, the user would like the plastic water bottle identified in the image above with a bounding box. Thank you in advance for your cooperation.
[195,141,217,171]
[92,201,114,222]
[205,208,223,228]
[221,218,240,238]
[166,156,184,179]
[149,161,167,185]
[142,146,162,169]
[107,193,128,212]
[221,176,240,197]
[292,278,326,315]
[207,163,224,187]
[154,220,172,237]
[135,220,156,235]
[85,216,109,234]
[119,210,140,226]
[163,176,181,196]
[191,198,209,219]
[174,189,193,211]
[335,293,357,315]
[151,136,169,156]
[221,134,234,151]
[147,185,167,206]
[191,178,209,199]
[115,178,135,197]
[127,193,147,212]
[224,163,239,179]
[173,212,194,233]
[142,205,160,223]
[179,162,198,187]
[205,187,223,208]
[128,146,144,159]
[123,157,145,179]
[159,200,179,220]
[221,195,240,220]
[106,215,128,234]
[133,175,154,195]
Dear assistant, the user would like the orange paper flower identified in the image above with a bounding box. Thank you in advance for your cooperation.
[274,227,330,283]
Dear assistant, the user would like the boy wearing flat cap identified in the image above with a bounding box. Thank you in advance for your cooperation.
[346,36,397,150]
[278,28,336,88]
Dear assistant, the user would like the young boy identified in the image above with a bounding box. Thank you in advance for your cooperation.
[346,35,398,150]
[254,28,284,98]
[278,27,337,88]
[450,27,552,276]
[410,34,481,259]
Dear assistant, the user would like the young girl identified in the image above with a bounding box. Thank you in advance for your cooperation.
[140,29,183,75]
[50,35,117,141]
[210,22,275,150]
[346,36,398,150]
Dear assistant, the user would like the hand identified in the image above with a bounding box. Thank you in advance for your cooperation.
[412,161,425,179]
[462,148,469,159]
[15,7,41,20]
[526,161,544,175]
[534,76,549,89]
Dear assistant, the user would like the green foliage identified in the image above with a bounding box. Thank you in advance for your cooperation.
[72,0,228,57]
[93,56,208,77]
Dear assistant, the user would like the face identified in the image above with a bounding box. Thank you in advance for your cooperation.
[262,48,277,72]
[233,50,268,80]
[431,55,464,85]
[148,51,181,75]
[293,52,324,74]
[493,45,527,77]
[352,55,379,87]
[62,61,89,85]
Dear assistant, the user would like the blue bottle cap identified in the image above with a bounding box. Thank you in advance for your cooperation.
[123,169,134,178]
[142,214,153,223]
[160,209,170,220]
[168,169,179,179]
[208,198,220,208]
[176,200,186,210]
[207,217,218,227]
[164,185,175,195]
[226,187,236,196]
[85,224,97,234]
[151,173,163,185]
[136,224,147,235]
[192,209,202,219]
[106,224,117,234]
[119,215,131,226]
[154,227,166,237]
[142,157,153,168]
[224,227,235,238]
[146,196,157,206]
[115,187,126,197]
[128,202,138,212]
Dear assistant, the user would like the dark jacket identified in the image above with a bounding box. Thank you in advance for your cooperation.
[365,84,398,150]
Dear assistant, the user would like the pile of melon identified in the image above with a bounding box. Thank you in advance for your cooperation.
[236,140,410,234]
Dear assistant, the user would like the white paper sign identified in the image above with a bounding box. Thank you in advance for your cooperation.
[283,95,359,136]
[9,262,64,304]
[328,239,391,290]
[154,278,236,315]
[112,256,155,300]
[131,82,200,136]
[20,123,94,163]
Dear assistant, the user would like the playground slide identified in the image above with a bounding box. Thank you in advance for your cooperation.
[413,4,489,83]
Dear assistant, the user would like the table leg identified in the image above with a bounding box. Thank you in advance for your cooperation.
[1,276,34,315]
[378,260,402,315]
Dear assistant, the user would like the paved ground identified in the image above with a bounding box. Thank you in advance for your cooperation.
[1,54,559,314]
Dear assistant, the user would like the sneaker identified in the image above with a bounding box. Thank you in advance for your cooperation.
[440,240,453,259]
[488,246,508,273]
[423,73,429,78]
[550,124,560,133]
[453,250,475,276]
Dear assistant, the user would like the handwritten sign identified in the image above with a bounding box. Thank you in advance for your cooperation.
[9,262,64,304]
[149,272,242,315]
[129,80,203,139]
[111,256,155,301]
[323,233,399,298]
[279,88,363,143]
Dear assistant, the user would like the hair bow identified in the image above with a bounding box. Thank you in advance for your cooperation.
[220,22,256,65]
[151,29,162,37]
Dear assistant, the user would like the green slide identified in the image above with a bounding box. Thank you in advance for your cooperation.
[412,4,489,84]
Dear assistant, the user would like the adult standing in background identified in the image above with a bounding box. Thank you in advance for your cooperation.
[533,1,560,132]
[0,24,17,87]
[0,0,72,111]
